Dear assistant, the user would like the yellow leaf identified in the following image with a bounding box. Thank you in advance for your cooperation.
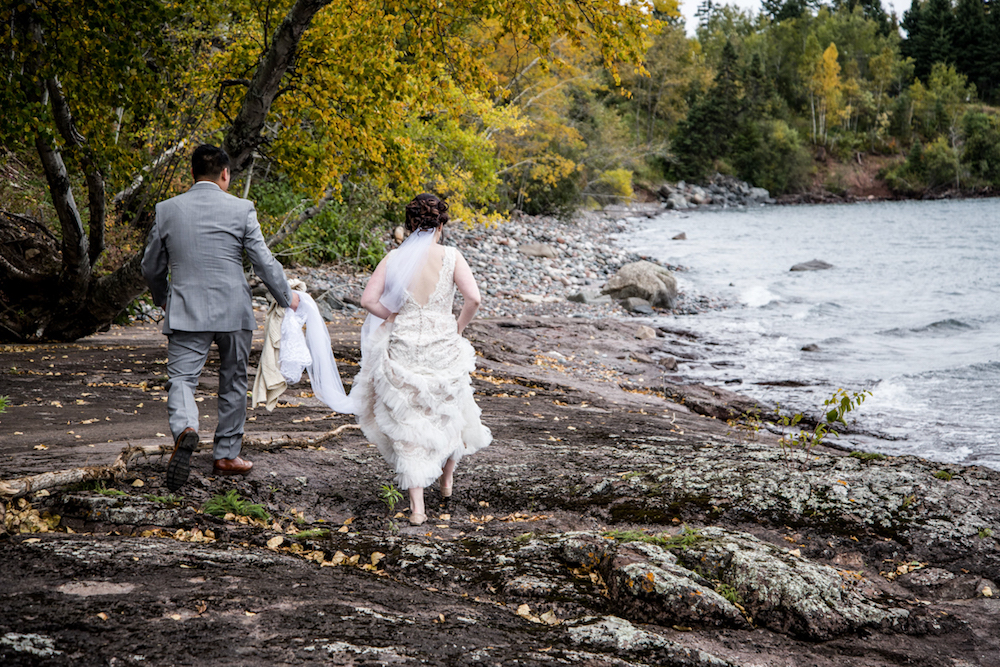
[267,536,284,550]
[33,444,48,450]
[132,479,145,487]
[97,612,109,621]
[371,552,385,566]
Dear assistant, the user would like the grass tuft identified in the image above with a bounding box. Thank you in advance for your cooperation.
[203,490,270,522]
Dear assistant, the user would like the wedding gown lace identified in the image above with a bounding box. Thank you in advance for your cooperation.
[353,246,492,489]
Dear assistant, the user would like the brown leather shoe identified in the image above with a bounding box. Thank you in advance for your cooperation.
[166,428,198,492]
[213,456,253,476]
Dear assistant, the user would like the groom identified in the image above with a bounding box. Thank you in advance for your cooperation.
[142,144,299,492]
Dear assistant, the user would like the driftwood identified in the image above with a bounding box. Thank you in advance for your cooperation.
[0,424,362,500]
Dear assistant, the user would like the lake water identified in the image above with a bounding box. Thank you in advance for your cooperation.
[623,198,1000,469]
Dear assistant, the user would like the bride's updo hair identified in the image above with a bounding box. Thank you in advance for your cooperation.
[404,193,449,233]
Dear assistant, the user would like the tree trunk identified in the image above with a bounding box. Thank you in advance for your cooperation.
[0,0,332,342]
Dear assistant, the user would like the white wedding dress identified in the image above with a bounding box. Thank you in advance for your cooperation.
[352,246,492,489]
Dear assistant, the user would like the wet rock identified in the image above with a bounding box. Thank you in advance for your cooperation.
[619,297,654,315]
[665,193,690,210]
[517,243,558,258]
[603,261,678,309]
[801,343,820,352]
[672,232,687,240]
[565,616,734,666]
[676,528,909,640]
[898,568,997,601]
[790,259,834,271]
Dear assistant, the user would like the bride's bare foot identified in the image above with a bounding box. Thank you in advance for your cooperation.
[439,458,457,498]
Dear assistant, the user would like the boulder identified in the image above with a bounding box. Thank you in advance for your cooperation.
[517,243,558,258]
[606,543,751,630]
[567,290,612,306]
[665,193,689,210]
[790,259,834,272]
[566,616,733,667]
[565,616,734,666]
[672,232,687,240]
[635,325,657,340]
[603,260,678,309]
[619,297,654,315]
[749,187,771,202]
[676,528,910,640]
[315,289,346,321]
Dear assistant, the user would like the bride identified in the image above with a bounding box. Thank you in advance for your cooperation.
[352,194,492,525]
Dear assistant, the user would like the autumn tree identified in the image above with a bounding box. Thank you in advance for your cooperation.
[0,0,650,342]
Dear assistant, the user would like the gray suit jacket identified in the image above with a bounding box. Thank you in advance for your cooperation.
[142,181,292,334]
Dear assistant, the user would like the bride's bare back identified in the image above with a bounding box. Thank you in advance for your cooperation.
[407,244,446,306]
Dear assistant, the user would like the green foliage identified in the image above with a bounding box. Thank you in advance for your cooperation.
[776,388,871,466]
[727,406,763,443]
[979,527,993,539]
[143,493,184,506]
[94,482,127,497]
[715,582,744,607]
[590,169,635,204]
[378,483,404,514]
[933,470,954,481]
[291,528,330,540]
[732,120,812,193]
[202,490,270,523]
[0,395,8,413]
[849,451,886,461]
[252,179,387,269]
[605,526,703,550]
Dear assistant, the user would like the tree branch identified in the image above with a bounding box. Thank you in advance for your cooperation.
[45,77,106,267]
[223,0,332,175]
[266,186,335,249]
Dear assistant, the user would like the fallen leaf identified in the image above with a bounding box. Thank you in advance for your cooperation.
[343,517,354,525]
[439,513,451,521]
[169,613,182,621]
[195,601,208,615]
[131,479,145,487]
[370,552,385,566]
[266,536,284,550]
[983,587,994,598]
[540,610,560,625]
[789,548,802,557]
[517,604,533,619]
[33,444,48,450]
[35,490,50,498]
[337,525,349,533]
[244,611,256,616]
[97,612,109,621]
[155,433,167,437]
[672,625,692,632]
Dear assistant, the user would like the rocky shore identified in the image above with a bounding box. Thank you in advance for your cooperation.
[3,306,1000,665]
[3,207,1000,666]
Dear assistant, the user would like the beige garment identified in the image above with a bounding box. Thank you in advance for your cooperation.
[251,278,307,411]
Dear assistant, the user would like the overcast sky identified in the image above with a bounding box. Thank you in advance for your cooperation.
[676,0,902,35]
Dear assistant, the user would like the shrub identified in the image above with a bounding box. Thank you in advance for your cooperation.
[923,136,961,188]
[732,120,811,194]
[589,168,634,204]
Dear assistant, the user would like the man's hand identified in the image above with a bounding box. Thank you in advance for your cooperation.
[290,292,300,311]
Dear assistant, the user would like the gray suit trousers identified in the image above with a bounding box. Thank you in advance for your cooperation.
[166,330,252,460]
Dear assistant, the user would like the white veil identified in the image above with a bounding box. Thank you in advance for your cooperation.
[355,227,437,369]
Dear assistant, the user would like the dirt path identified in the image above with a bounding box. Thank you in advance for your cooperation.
[2,316,998,666]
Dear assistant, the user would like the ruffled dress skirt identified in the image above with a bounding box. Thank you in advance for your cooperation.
[352,320,492,490]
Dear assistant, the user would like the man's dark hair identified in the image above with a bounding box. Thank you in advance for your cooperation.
[191,144,230,180]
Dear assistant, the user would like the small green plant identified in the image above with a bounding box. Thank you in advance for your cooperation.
[620,471,641,480]
[202,490,271,522]
[0,395,9,413]
[378,483,404,514]
[978,528,993,539]
[901,494,917,508]
[933,470,953,481]
[849,451,886,462]
[727,406,762,443]
[515,531,535,542]
[292,528,330,540]
[94,482,127,497]
[605,526,703,551]
[144,493,184,506]
[715,582,743,607]
[776,389,871,467]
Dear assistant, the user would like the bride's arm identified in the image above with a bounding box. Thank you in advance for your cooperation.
[360,257,394,320]
[454,251,482,334]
